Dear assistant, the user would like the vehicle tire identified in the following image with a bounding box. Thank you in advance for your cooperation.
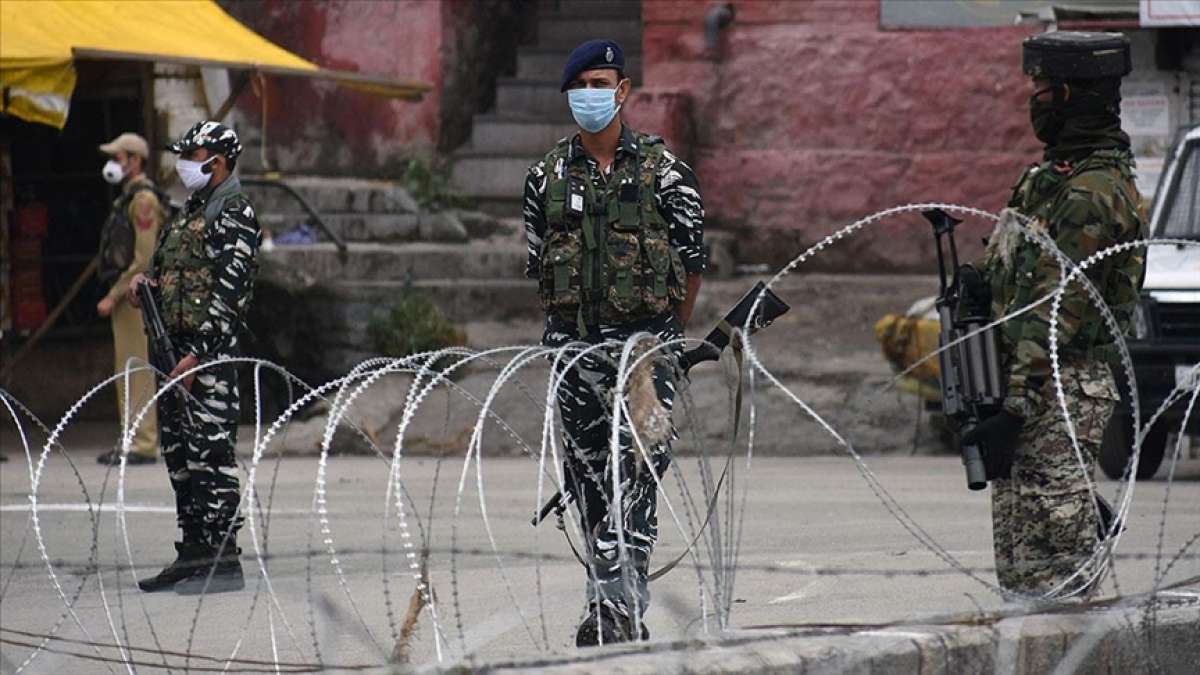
[1099,410,1169,480]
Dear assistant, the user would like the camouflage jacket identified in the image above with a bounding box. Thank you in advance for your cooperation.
[524,125,706,336]
[983,148,1145,420]
[150,174,261,361]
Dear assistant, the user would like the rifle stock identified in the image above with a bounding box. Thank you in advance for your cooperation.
[924,208,1003,491]
[136,280,192,422]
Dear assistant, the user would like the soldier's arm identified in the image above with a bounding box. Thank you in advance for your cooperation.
[656,150,706,325]
[106,191,163,304]
[1003,185,1121,419]
[189,198,261,361]
[523,160,548,279]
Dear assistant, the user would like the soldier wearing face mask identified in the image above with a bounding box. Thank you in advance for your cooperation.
[127,121,262,595]
[523,39,707,646]
[95,132,166,466]
[969,32,1145,598]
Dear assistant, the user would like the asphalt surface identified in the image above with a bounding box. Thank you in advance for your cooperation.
[1,436,1198,673]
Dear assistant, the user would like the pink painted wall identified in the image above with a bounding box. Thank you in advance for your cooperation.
[639,0,1042,272]
[223,0,444,174]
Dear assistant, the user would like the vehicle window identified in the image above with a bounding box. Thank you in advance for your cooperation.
[1158,143,1199,239]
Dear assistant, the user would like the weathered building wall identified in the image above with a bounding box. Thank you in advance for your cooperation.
[640,0,1041,272]
[219,0,531,176]
[221,0,444,175]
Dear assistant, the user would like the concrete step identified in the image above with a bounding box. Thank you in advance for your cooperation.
[262,242,527,282]
[469,116,576,155]
[495,79,570,118]
[517,47,642,82]
[538,0,642,19]
[323,279,541,325]
[240,175,420,216]
[473,197,524,218]
[535,16,641,49]
[451,153,541,200]
[258,211,466,243]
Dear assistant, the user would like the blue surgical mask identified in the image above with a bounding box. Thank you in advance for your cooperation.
[567,83,624,133]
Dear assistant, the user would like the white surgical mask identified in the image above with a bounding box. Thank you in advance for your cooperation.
[567,82,626,133]
[101,159,125,185]
[175,157,215,191]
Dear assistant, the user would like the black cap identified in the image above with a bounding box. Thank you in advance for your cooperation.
[167,120,243,160]
[560,39,625,92]
[1022,31,1131,80]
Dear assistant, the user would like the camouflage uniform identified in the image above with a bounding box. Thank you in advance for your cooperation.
[983,148,1145,595]
[524,125,705,622]
[150,170,261,550]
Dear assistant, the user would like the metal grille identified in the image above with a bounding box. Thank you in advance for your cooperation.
[1156,302,1200,341]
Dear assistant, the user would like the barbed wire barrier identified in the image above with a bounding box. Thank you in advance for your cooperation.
[1,202,1197,673]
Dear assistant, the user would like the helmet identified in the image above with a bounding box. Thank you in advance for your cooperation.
[167,120,243,160]
[1022,31,1131,81]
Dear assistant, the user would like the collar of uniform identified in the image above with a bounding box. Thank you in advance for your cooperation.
[184,173,242,220]
[568,124,638,164]
[122,174,152,196]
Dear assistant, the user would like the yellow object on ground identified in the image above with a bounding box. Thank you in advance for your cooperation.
[0,0,428,129]
[874,310,942,403]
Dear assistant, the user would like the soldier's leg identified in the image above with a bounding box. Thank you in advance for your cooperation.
[600,349,679,618]
[111,300,158,458]
[158,392,204,543]
[998,368,1115,596]
[556,354,615,591]
[185,363,243,551]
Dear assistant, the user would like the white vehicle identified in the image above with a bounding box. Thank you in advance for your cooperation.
[1099,125,1200,480]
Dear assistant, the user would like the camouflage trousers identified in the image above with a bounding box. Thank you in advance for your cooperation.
[551,318,683,620]
[158,361,243,549]
[991,358,1119,597]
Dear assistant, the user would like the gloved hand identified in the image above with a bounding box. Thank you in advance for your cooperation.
[962,410,1024,480]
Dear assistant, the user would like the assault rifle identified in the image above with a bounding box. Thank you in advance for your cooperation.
[924,209,1005,491]
[136,280,192,423]
[532,282,790,526]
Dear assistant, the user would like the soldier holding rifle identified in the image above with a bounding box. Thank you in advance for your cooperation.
[127,121,262,595]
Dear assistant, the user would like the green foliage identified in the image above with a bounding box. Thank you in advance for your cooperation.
[400,157,473,211]
[367,291,467,361]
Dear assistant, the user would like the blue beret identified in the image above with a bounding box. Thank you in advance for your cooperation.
[560,39,625,92]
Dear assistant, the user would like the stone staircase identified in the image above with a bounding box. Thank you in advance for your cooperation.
[451,0,643,215]
[241,175,536,375]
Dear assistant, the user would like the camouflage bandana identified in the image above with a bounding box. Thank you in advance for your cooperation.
[168,120,243,160]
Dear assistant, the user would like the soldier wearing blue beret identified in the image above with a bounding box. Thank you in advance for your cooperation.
[524,39,707,646]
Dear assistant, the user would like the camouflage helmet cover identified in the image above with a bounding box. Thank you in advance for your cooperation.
[1022,31,1131,81]
[167,120,243,160]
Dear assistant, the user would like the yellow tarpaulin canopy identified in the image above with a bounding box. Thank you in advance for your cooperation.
[0,0,429,129]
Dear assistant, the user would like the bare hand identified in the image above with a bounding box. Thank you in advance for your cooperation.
[168,353,200,391]
[127,274,153,308]
[96,296,116,318]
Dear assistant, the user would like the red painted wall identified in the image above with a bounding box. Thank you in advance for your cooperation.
[639,0,1042,272]
[223,0,445,174]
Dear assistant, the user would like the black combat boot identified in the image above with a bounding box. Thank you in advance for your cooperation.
[174,541,244,595]
[575,603,648,647]
[137,542,211,592]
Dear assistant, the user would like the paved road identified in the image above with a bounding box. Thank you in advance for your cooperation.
[1,442,1197,673]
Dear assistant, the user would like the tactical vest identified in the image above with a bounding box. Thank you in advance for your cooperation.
[98,184,165,285]
[539,133,687,331]
[154,192,253,335]
[1002,149,1145,353]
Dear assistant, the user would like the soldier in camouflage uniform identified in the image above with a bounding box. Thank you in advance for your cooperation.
[128,121,262,594]
[967,33,1145,598]
[524,40,706,645]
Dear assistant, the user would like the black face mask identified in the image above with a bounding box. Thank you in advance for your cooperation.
[1029,86,1065,145]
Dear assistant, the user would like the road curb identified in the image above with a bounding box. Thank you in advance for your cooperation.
[436,599,1199,674]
